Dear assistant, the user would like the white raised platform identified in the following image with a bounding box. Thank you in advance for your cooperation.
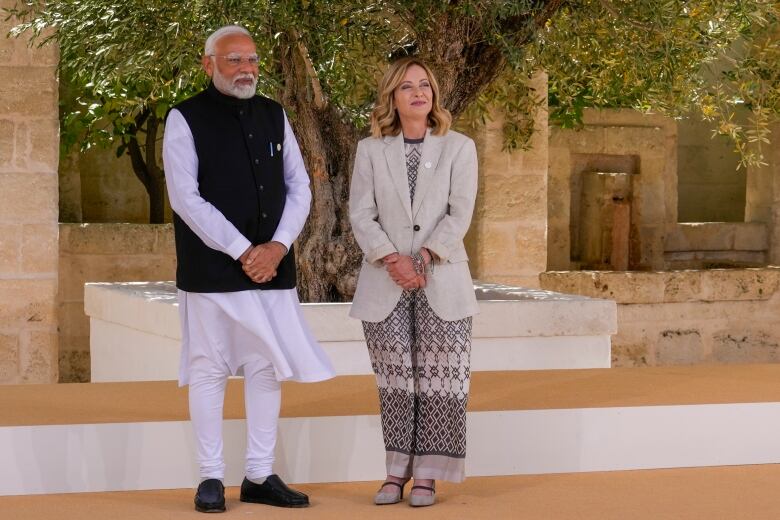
[85,281,617,382]
[5,364,780,496]
[7,403,780,496]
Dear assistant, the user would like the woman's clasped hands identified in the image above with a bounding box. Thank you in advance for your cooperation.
[383,251,430,290]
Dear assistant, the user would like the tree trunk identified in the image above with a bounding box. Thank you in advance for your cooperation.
[279,33,364,302]
[147,175,166,224]
[127,109,167,224]
[144,113,167,224]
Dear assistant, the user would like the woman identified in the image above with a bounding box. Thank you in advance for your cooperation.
[349,56,479,507]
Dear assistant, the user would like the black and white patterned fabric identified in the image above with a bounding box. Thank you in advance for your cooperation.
[362,289,472,482]
[404,139,423,203]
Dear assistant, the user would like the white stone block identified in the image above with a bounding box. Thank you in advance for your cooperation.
[85,282,617,382]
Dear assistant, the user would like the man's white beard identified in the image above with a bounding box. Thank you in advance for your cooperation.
[213,68,257,99]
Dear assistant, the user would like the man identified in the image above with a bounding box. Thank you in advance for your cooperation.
[162,25,335,513]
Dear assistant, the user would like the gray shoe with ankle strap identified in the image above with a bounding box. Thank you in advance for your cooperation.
[409,484,436,507]
[374,480,407,505]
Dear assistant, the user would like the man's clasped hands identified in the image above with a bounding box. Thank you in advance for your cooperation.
[239,241,287,284]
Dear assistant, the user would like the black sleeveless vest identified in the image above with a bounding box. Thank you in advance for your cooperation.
[171,83,296,292]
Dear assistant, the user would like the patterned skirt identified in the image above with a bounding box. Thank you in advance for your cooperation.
[362,289,472,482]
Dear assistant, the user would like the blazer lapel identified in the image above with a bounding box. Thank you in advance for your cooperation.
[383,133,413,223]
[411,129,444,218]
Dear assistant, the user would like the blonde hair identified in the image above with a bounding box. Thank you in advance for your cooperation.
[370,57,451,138]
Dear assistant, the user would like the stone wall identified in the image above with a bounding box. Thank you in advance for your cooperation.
[540,268,780,367]
[465,72,548,288]
[677,117,745,222]
[58,223,175,382]
[59,148,153,224]
[548,109,677,272]
[0,6,60,384]
[664,222,768,268]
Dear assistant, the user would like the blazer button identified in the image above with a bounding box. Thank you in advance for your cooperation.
[259,185,264,191]
[261,212,267,219]
[413,224,420,231]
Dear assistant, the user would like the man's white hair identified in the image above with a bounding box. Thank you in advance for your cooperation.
[204,25,251,56]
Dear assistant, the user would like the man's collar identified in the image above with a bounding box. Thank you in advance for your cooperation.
[206,81,253,106]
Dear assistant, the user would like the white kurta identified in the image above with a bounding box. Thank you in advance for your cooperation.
[163,107,335,386]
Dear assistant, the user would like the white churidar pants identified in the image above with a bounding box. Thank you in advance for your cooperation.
[178,288,335,480]
[189,354,280,479]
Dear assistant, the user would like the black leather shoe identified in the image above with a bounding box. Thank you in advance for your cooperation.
[194,478,226,513]
[240,475,309,508]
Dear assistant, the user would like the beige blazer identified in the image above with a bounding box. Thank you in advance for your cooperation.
[349,128,479,322]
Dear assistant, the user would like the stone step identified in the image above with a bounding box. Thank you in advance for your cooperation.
[4,365,780,495]
[84,282,617,382]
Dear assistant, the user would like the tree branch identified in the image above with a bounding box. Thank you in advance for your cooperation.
[294,35,327,110]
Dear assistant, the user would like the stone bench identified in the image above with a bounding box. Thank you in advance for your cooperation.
[84,281,617,382]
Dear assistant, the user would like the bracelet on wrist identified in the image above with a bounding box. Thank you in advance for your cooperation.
[411,252,425,275]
